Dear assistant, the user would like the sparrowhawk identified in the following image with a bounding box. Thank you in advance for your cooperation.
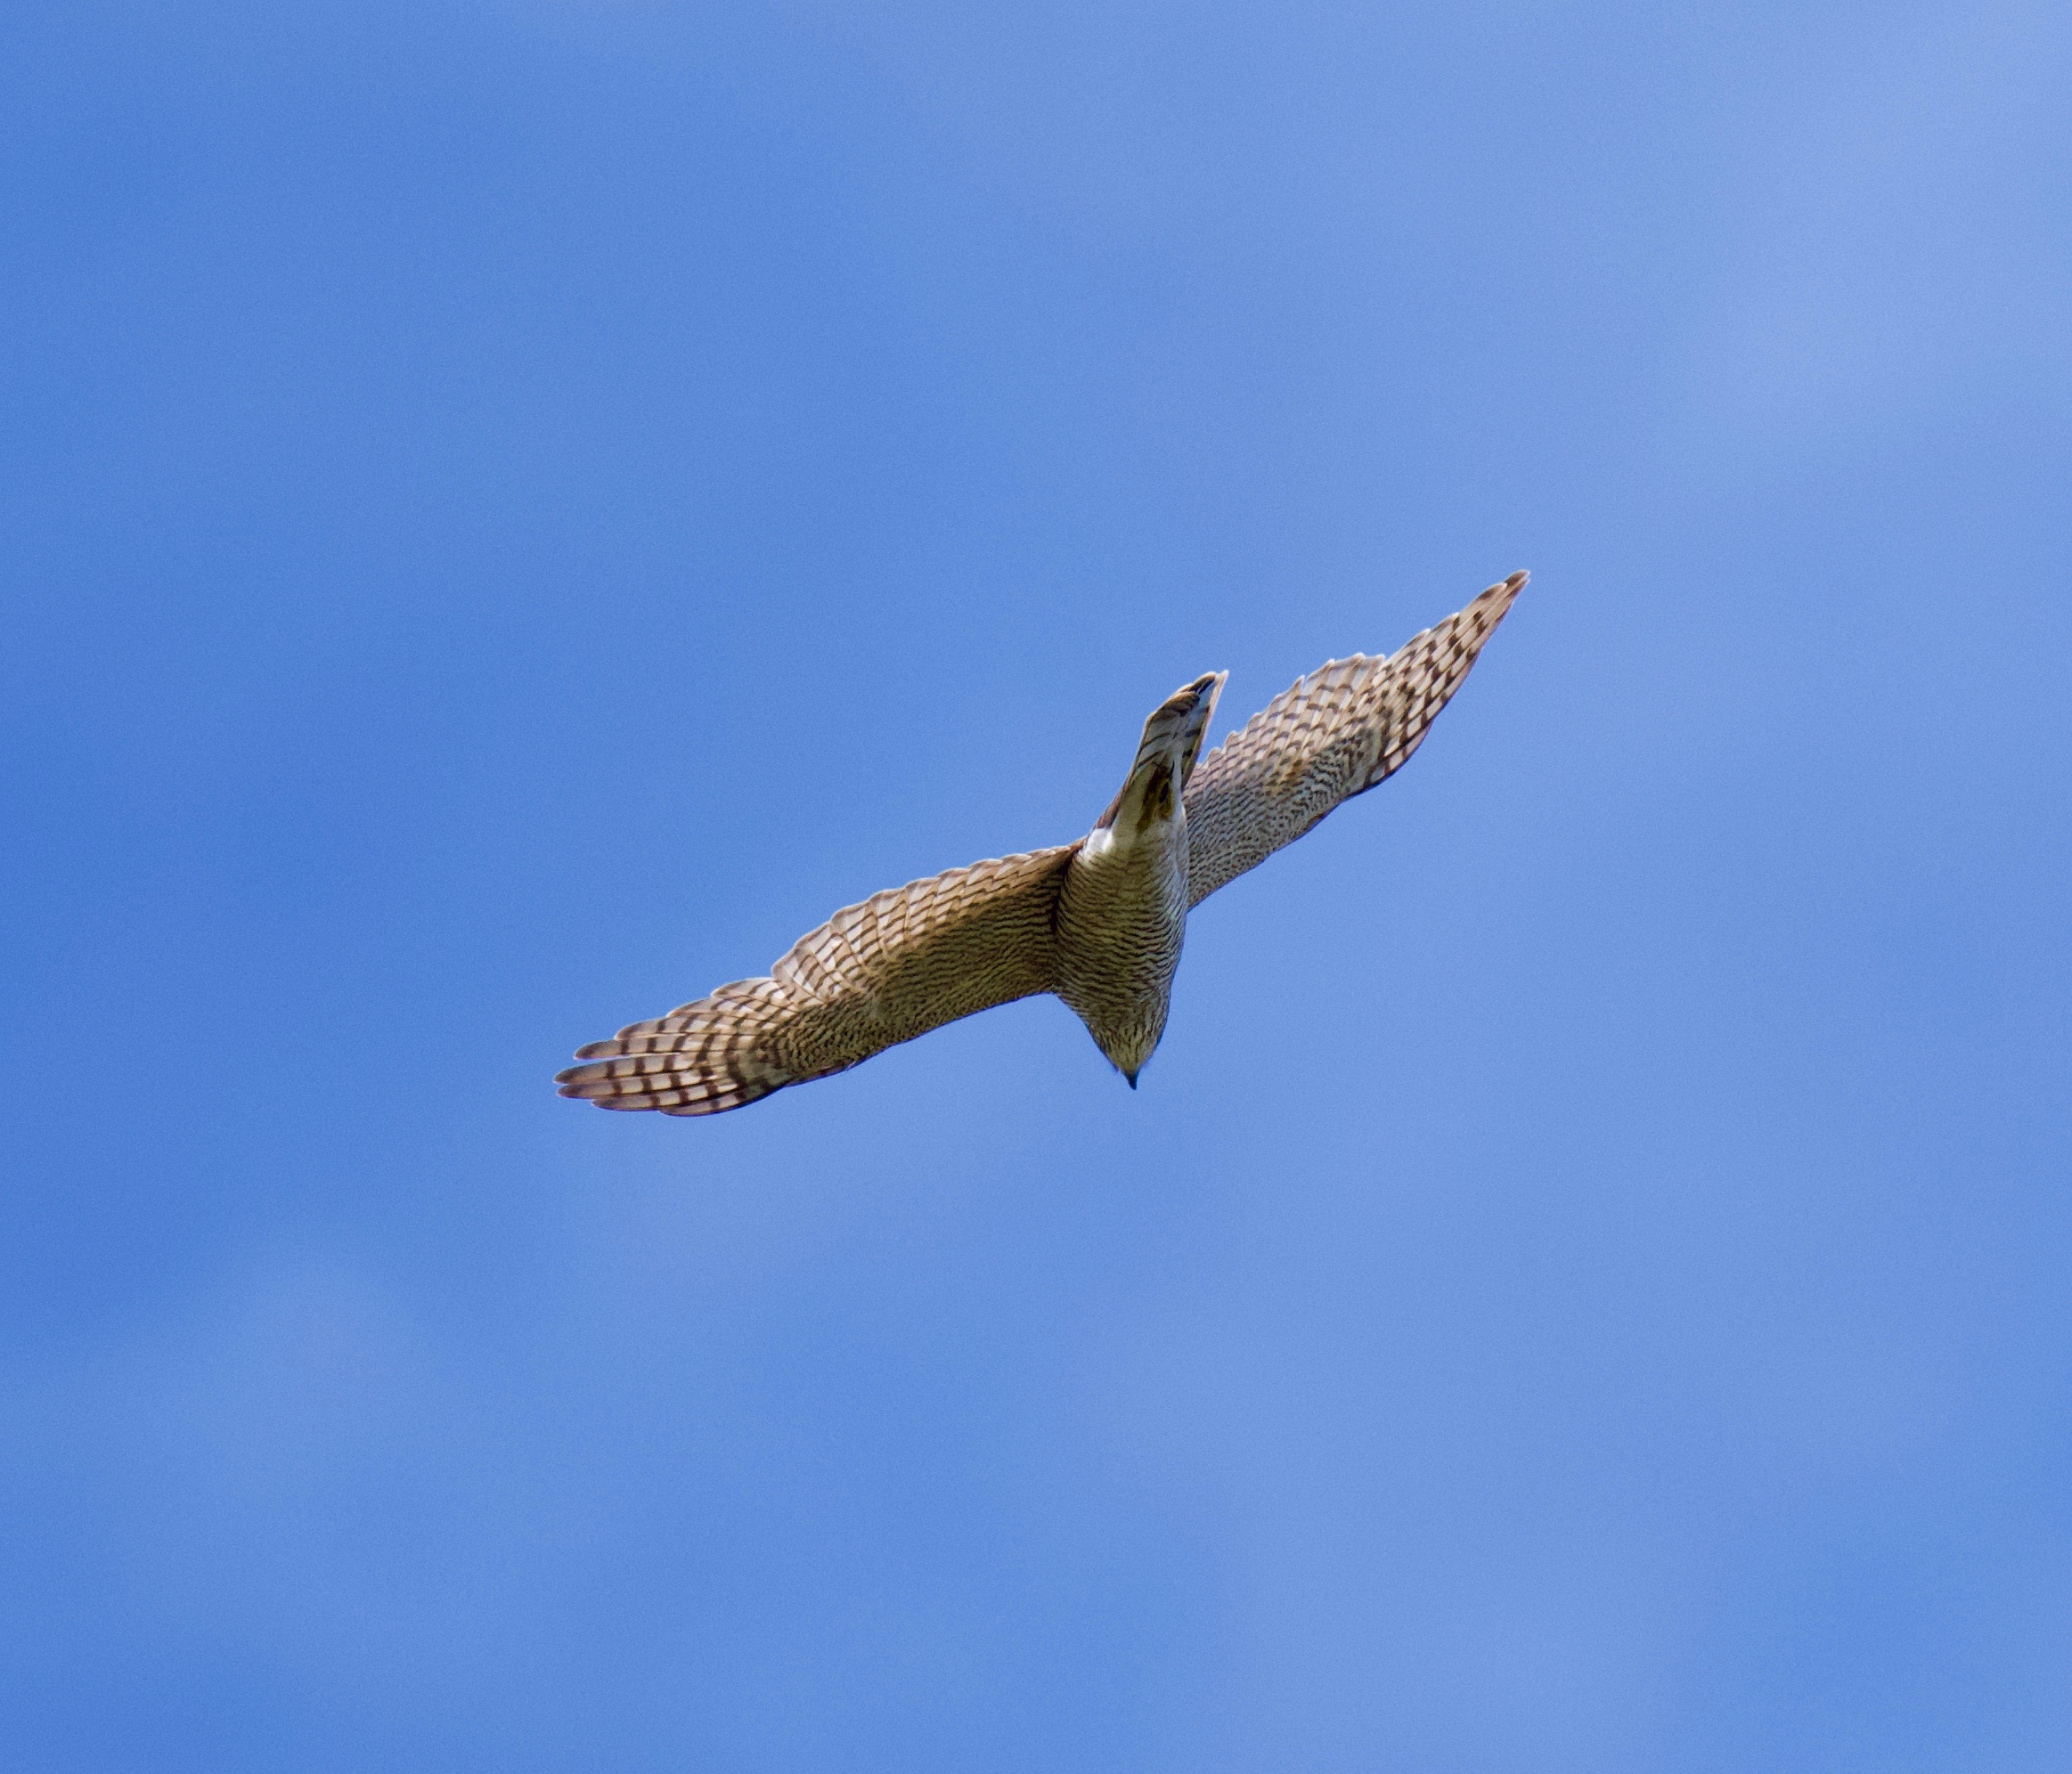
[558,572,1528,1115]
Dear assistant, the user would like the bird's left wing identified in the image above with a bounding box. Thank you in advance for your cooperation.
[1183,572,1528,908]
[558,843,1079,1115]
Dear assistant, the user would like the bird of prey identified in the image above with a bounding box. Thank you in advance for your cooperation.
[558,571,1529,1116]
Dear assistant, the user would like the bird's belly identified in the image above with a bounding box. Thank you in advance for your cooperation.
[1054,825,1188,1070]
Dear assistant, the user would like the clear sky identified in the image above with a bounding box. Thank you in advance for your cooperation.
[4,3,2068,1768]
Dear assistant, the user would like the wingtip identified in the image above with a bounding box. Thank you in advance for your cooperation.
[1476,569,1530,617]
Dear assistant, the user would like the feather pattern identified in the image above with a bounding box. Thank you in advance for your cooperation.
[1182,571,1528,907]
[556,846,1077,1114]
[559,572,1528,1115]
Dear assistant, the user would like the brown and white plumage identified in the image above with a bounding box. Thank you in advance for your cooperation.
[1182,569,1529,906]
[558,571,1528,1115]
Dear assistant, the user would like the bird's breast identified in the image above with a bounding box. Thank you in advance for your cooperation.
[1055,813,1188,1068]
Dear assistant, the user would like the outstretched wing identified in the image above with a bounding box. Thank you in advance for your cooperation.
[1183,571,1528,907]
[557,845,1079,1115]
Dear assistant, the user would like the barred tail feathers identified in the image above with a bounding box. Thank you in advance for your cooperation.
[1097,671,1227,834]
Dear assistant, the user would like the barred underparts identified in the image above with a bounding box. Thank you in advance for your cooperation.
[558,571,1530,1115]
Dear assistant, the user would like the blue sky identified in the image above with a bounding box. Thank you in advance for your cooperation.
[4,2,2068,1768]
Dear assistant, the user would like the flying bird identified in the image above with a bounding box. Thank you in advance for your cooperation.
[559,571,1529,1115]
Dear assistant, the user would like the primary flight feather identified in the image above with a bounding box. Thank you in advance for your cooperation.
[558,570,1528,1115]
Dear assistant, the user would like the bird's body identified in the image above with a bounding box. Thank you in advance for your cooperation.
[559,571,1528,1115]
[1056,821,1187,1087]
[1054,669,1220,1081]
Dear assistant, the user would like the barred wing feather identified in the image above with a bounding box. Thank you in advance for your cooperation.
[557,844,1079,1115]
[1183,571,1528,908]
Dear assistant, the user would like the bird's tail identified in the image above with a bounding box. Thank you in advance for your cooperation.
[1097,671,1227,834]
[1168,671,1228,787]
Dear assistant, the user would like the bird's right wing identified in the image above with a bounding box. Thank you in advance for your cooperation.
[558,843,1079,1115]
[1183,572,1528,907]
